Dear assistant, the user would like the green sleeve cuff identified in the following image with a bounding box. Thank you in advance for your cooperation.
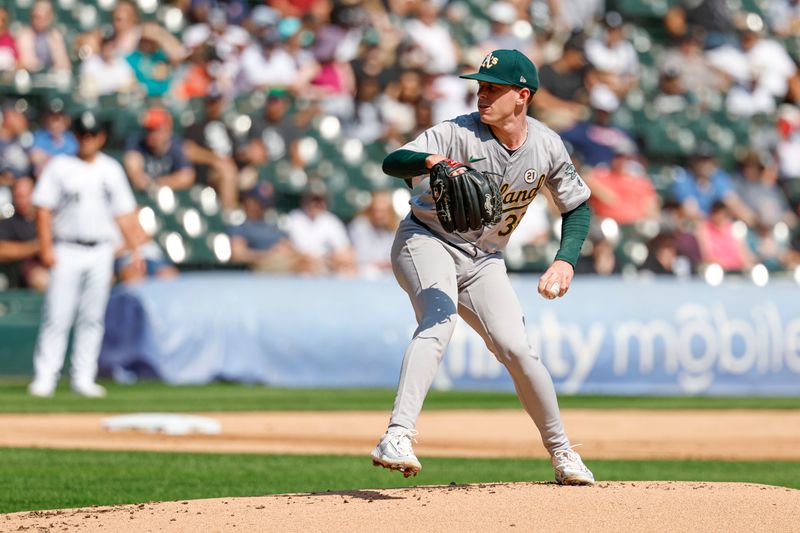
[382,149,432,179]
[554,202,590,268]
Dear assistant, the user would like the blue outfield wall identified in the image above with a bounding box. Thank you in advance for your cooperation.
[99,272,800,396]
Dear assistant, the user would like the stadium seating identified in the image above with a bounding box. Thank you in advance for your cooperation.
[0,0,797,277]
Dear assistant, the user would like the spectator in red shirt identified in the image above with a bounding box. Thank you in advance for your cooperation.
[585,144,659,224]
[696,201,755,272]
[270,0,322,19]
[0,7,18,72]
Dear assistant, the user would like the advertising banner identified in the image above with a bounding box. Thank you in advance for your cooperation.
[100,273,800,395]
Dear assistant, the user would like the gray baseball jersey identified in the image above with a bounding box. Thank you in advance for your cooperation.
[33,153,136,242]
[379,112,591,461]
[401,112,590,255]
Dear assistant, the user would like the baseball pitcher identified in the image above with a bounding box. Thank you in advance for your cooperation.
[371,49,595,485]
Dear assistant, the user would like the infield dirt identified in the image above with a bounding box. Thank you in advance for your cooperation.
[0,408,798,460]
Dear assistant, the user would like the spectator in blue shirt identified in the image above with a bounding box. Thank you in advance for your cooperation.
[559,84,635,167]
[672,143,755,224]
[123,106,195,191]
[29,101,77,176]
[227,182,316,273]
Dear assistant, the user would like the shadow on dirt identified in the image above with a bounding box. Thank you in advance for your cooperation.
[308,489,405,501]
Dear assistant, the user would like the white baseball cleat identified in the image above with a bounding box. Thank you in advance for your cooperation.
[552,447,595,486]
[71,381,107,398]
[27,380,56,398]
[371,426,422,478]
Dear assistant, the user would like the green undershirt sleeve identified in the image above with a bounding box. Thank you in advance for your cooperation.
[554,201,590,268]
[382,149,432,180]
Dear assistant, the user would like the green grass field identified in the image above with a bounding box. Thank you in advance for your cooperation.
[1,380,798,514]
[2,448,799,514]
[1,380,798,413]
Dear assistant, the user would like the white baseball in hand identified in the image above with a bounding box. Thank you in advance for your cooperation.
[546,282,560,299]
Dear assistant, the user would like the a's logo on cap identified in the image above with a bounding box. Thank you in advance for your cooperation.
[481,53,499,69]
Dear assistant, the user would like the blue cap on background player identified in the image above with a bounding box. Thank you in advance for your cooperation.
[459,49,539,94]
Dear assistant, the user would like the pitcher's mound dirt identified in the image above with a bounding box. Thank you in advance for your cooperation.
[4,482,798,533]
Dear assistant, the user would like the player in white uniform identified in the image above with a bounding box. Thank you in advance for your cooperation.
[28,111,145,398]
[371,50,595,485]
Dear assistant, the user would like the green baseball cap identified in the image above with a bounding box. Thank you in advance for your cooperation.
[460,49,539,93]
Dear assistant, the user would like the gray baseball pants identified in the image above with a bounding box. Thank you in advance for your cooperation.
[389,218,571,454]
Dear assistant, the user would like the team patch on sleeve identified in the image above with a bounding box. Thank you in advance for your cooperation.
[564,163,584,187]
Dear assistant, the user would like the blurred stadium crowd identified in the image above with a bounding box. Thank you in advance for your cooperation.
[1,0,800,290]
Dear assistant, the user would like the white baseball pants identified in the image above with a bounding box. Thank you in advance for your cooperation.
[32,242,114,386]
